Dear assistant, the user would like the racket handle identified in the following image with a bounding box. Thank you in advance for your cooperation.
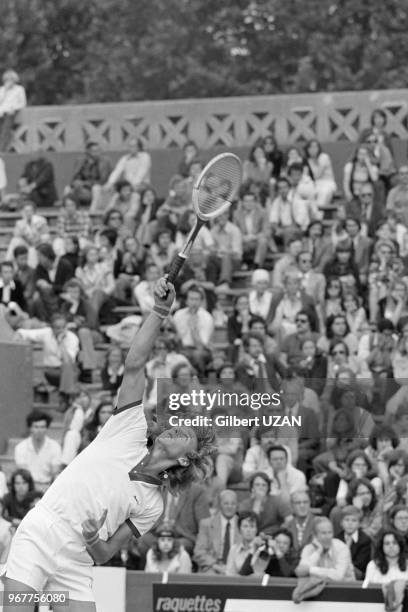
[167,253,187,285]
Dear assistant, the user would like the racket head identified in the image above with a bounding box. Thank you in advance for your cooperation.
[192,153,242,221]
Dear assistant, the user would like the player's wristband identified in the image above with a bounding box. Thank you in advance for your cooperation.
[152,304,170,320]
[84,533,100,547]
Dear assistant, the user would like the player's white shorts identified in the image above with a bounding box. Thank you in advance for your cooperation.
[2,503,94,602]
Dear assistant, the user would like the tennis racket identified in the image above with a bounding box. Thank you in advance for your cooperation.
[166,152,242,284]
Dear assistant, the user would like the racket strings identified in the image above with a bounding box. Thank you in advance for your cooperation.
[197,157,242,216]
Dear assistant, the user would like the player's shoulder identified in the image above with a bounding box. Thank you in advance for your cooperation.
[113,398,144,415]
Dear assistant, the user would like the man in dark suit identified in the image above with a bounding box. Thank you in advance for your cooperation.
[32,243,74,322]
[285,490,314,551]
[345,217,372,285]
[337,505,371,580]
[0,260,26,311]
[235,331,286,393]
[345,182,383,239]
[194,489,241,574]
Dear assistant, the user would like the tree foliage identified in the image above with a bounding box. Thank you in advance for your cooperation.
[1,0,408,104]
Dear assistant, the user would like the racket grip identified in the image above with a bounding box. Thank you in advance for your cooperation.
[167,253,187,285]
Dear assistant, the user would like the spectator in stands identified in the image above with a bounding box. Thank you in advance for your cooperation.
[0,69,26,151]
[0,260,26,311]
[280,309,320,369]
[106,180,140,231]
[267,444,307,499]
[18,147,57,208]
[242,527,300,578]
[336,505,371,580]
[100,345,125,395]
[389,505,408,548]
[5,201,49,268]
[344,217,372,285]
[233,189,272,268]
[53,194,91,255]
[144,524,192,574]
[207,213,242,291]
[81,400,113,448]
[14,410,62,492]
[2,468,36,528]
[346,181,383,238]
[0,497,12,564]
[238,471,291,534]
[144,337,190,411]
[0,155,6,203]
[18,312,79,402]
[107,138,151,192]
[303,139,337,209]
[60,389,91,467]
[13,245,36,306]
[225,511,264,576]
[359,109,394,152]
[270,267,318,339]
[149,228,177,275]
[75,245,115,322]
[32,243,74,322]
[363,530,408,587]
[271,235,303,288]
[262,134,284,179]
[322,240,360,293]
[296,338,327,396]
[178,140,199,178]
[235,331,284,393]
[343,144,379,202]
[319,313,358,356]
[295,516,356,581]
[242,143,273,199]
[248,269,274,321]
[173,284,214,376]
[387,164,408,226]
[296,250,326,310]
[194,489,241,574]
[285,490,314,551]
[71,141,112,208]
[268,176,311,248]
[302,219,333,271]
[133,263,160,315]
[331,477,384,539]
[364,130,395,191]
[279,375,320,475]
[113,235,144,303]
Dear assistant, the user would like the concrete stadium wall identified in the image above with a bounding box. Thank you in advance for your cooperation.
[3,88,408,198]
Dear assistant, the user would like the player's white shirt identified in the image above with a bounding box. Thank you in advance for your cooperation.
[40,401,163,540]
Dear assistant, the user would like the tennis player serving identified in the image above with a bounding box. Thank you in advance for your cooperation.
[2,276,215,612]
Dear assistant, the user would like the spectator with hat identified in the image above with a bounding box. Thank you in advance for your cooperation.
[144,524,192,574]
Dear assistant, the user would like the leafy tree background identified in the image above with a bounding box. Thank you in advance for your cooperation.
[1,0,408,105]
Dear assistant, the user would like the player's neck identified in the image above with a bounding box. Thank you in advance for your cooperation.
[142,449,175,477]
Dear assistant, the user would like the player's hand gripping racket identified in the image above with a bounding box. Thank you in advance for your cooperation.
[166,152,242,285]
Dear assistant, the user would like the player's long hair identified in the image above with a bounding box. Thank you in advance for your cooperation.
[163,426,217,494]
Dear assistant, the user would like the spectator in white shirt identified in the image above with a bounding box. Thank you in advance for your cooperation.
[14,410,62,492]
[248,268,273,321]
[210,211,243,289]
[107,138,151,192]
[173,284,214,376]
[267,445,307,500]
[18,313,79,397]
[134,263,160,314]
[295,516,356,582]
[0,69,26,151]
[269,165,319,247]
[363,530,408,587]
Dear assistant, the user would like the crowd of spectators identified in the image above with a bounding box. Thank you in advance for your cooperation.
[2,97,408,605]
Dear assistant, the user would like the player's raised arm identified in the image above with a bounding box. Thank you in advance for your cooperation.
[116,277,175,411]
